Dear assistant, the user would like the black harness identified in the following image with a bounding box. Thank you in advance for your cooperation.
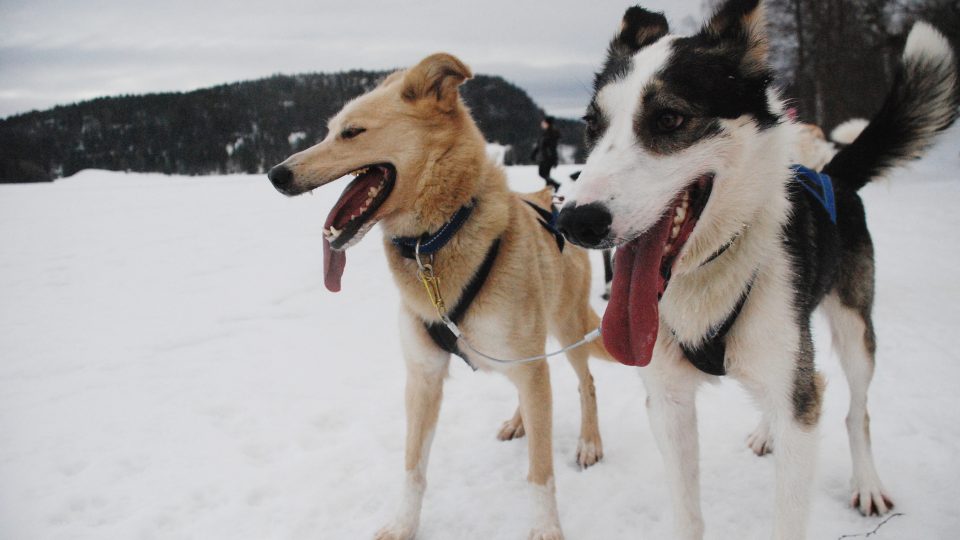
[672,276,755,376]
[422,239,501,370]
[393,199,562,368]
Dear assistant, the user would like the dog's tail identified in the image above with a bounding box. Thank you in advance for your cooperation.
[823,22,958,192]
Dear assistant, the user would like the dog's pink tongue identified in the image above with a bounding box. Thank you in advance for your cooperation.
[601,214,672,366]
[323,238,346,293]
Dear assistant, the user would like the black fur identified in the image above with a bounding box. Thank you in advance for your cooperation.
[615,7,669,53]
[781,181,841,423]
[654,35,777,131]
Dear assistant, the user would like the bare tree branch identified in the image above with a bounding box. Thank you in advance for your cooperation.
[837,512,905,540]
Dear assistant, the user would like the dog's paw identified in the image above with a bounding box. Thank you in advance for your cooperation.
[497,416,525,441]
[746,421,773,456]
[373,520,417,540]
[576,436,604,469]
[851,484,894,516]
[528,525,564,540]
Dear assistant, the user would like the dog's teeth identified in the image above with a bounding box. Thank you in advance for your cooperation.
[671,225,680,239]
[368,187,379,197]
[663,244,671,254]
[675,206,686,222]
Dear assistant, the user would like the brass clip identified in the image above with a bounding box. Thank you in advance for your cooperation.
[417,264,446,318]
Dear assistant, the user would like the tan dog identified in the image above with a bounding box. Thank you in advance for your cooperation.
[268,53,610,540]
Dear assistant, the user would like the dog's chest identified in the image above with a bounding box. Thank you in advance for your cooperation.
[663,276,753,376]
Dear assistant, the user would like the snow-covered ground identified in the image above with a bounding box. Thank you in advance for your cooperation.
[1,132,959,539]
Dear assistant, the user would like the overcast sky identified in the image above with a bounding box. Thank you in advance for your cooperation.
[0,0,704,120]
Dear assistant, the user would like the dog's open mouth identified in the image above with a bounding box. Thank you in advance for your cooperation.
[602,173,714,366]
[321,163,395,292]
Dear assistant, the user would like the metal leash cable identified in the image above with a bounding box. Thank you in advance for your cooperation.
[415,240,602,365]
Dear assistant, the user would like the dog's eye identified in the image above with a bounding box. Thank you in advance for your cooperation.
[340,126,366,140]
[655,112,685,133]
[582,109,604,146]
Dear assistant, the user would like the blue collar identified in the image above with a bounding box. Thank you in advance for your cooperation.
[392,200,475,259]
[791,164,837,223]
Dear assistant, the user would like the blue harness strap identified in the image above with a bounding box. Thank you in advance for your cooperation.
[392,200,475,259]
[791,164,837,224]
[523,200,565,252]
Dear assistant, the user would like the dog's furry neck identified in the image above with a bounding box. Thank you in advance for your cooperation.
[380,110,512,321]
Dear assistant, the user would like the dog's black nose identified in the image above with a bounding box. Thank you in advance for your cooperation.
[268,165,293,188]
[557,203,612,248]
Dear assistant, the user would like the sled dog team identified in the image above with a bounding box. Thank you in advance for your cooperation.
[268,0,959,538]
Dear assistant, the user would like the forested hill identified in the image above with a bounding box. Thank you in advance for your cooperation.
[0,72,585,183]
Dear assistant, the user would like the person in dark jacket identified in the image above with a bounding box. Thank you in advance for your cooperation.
[531,116,561,190]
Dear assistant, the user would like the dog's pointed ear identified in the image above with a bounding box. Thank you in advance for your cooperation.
[612,7,669,54]
[402,53,472,113]
[702,0,768,66]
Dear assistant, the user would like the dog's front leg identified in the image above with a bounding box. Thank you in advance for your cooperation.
[507,360,564,540]
[643,354,705,540]
[375,310,450,540]
[767,356,821,540]
[739,325,822,540]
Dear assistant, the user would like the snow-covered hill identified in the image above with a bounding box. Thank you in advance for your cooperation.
[1,129,958,539]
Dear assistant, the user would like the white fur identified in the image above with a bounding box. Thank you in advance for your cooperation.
[905,21,953,61]
[529,478,563,540]
[374,469,427,540]
[830,118,868,146]
[728,247,818,540]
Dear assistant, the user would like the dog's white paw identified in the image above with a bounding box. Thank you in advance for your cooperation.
[528,525,564,540]
[373,519,417,540]
[746,420,773,456]
[576,436,604,469]
[851,479,894,516]
[497,415,525,441]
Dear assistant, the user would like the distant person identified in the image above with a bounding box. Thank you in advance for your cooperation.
[531,116,561,191]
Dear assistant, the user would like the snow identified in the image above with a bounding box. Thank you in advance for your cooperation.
[1,129,958,539]
[288,132,308,147]
[485,143,510,166]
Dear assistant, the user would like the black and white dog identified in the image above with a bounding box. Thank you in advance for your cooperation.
[556,0,958,538]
